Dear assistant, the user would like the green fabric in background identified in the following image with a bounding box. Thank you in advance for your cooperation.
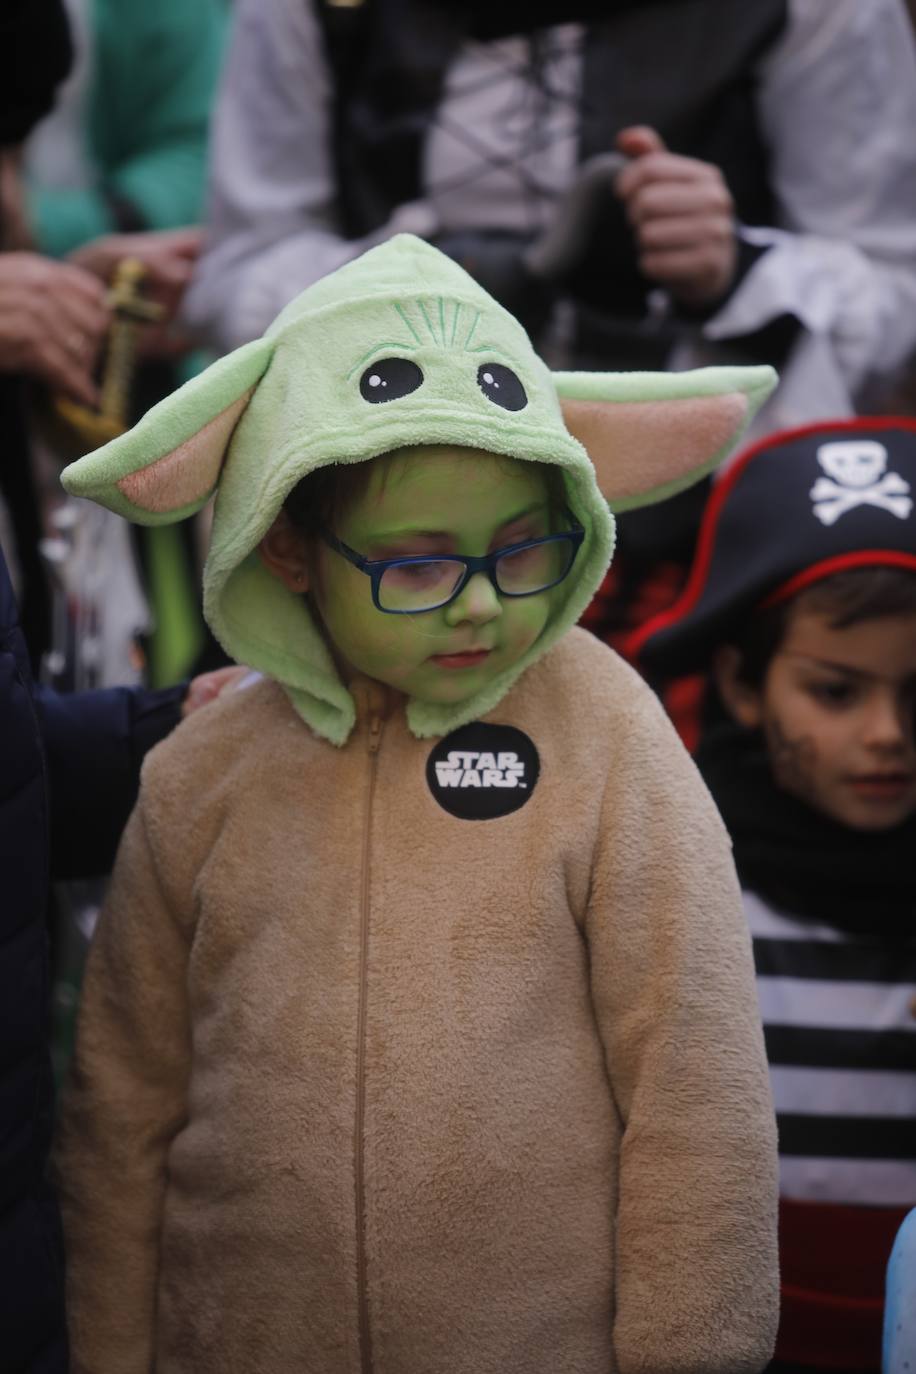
[145,522,203,687]
[27,0,227,257]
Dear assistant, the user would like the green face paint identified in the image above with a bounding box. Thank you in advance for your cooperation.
[309,447,560,704]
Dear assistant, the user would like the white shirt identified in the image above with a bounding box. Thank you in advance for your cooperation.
[183,0,916,431]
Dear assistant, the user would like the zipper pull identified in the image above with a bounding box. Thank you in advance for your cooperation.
[368,714,382,755]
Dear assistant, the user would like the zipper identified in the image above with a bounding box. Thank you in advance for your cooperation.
[355,711,382,1374]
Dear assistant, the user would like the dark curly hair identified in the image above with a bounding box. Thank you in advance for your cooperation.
[732,567,916,687]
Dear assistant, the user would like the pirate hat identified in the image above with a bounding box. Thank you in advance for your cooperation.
[630,417,916,677]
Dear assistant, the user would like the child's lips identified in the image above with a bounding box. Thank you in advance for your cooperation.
[847,772,913,800]
[430,648,493,669]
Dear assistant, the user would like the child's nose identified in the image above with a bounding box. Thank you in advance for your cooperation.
[863,693,910,752]
[444,571,502,626]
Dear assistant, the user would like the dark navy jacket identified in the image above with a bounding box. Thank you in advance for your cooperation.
[2,7,182,1357]
[0,547,183,1373]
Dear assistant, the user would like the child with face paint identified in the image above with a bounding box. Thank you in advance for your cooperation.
[53,236,780,1374]
[631,420,916,1374]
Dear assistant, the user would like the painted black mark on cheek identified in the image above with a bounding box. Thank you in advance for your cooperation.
[766,720,820,803]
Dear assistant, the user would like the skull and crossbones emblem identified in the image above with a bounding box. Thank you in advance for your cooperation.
[809,441,912,526]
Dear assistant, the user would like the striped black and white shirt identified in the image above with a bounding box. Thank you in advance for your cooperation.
[746,889,916,1207]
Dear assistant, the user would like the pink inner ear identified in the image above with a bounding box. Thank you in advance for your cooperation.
[117,390,253,514]
[561,393,748,503]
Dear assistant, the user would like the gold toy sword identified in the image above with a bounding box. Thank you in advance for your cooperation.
[53,256,165,453]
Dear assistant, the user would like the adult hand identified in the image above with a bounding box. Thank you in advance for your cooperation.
[182,664,250,718]
[0,251,108,406]
[68,227,204,324]
[614,126,738,309]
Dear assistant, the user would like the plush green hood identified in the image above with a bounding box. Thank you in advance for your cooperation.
[62,235,775,743]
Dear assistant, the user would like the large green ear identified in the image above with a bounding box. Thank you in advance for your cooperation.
[554,365,777,512]
[60,337,275,525]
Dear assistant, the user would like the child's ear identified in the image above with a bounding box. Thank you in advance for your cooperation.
[258,511,311,595]
[713,646,764,730]
[60,337,275,524]
[553,365,777,512]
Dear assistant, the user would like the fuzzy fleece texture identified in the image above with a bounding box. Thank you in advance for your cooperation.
[55,630,779,1374]
[60,234,775,744]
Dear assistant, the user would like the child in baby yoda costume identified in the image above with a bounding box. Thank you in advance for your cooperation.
[55,235,779,1374]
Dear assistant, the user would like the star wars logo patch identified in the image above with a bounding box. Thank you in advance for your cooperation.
[426,723,540,820]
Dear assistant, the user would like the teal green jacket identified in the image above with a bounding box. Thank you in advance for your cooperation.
[28,0,226,257]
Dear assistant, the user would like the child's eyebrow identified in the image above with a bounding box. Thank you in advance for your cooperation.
[366,503,550,546]
[787,653,916,686]
[791,654,865,674]
[495,501,552,531]
[787,654,870,679]
[368,528,454,544]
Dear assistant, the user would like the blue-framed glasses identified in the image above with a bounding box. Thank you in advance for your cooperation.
[321,511,585,614]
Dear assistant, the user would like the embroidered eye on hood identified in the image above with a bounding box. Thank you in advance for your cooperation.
[60,234,775,744]
[360,357,425,402]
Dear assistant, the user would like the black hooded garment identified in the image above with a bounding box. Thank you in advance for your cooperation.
[1,545,185,1371]
[0,0,72,666]
[0,0,72,148]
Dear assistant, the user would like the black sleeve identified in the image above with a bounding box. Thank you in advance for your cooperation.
[0,0,72,146]
[671,237,772,325]
[35,681,185,879]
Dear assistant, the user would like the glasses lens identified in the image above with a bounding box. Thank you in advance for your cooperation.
[495,536,575,596]
[378,560,466,612]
